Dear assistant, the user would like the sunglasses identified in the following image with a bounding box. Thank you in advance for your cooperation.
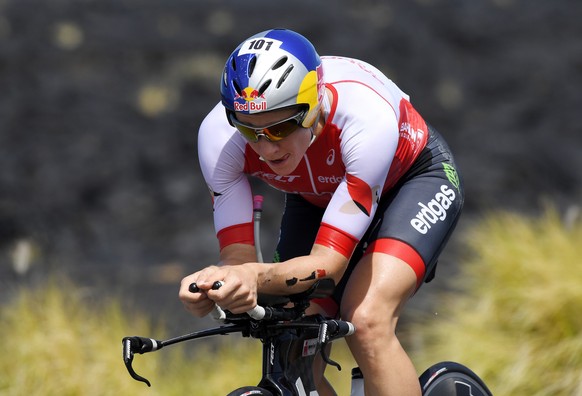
[229,109,307,142]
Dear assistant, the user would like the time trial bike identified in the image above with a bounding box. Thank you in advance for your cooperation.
[122,195,492,395]
[122,277,492,395]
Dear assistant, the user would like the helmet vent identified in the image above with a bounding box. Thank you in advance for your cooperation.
[258,80,271,95]
[276,65,294,88]
[271,56,288,70]
[232,80,242,96]
[248,56,257,77]
[230,56,237,71]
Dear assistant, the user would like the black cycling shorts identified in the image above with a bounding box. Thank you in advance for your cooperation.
[274,124,464,306]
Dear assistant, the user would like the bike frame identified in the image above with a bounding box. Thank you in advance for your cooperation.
[256,315,330,394]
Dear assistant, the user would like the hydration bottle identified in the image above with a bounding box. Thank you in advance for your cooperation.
[350,367,364,396]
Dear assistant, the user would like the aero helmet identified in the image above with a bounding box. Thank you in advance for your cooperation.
[221,29,324,128]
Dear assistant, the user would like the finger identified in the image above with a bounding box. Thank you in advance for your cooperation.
[206,280,233,302]
[181,297,215,317]
[179,288,204,305]
[228,303,256,315]
[192,268,223,290]
[209,288,256,314]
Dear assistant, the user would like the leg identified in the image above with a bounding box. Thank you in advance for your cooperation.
[341,251,421,396]
[337,125,464,395]
[311,343,336,396]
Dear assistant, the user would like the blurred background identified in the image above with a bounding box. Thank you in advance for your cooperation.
[1,0,581,334]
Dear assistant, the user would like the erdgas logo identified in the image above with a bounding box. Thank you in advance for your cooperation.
[410,185,456,234]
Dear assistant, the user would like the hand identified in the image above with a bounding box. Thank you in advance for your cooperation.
[179,264,259,316]
[178,266,220,317]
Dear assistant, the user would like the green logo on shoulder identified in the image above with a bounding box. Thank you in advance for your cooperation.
[443,163,460,190]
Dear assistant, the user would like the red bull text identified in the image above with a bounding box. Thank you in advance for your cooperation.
[234,86,268,111]
[234,101,267,111]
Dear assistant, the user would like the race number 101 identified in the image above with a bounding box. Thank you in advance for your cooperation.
[239,38,282,55]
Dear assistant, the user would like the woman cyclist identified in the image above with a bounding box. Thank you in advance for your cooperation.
[179,28,464,396]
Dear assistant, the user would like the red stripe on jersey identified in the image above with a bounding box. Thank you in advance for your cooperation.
[346,173,373,216]
[311,297,339,318]
[217,222,254,250]
[365,238,425,288]
[383,99,429,191]
[315,223,359,259]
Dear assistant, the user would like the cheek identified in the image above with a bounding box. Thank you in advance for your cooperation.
[292,128,312,151]
[248,143,261,155]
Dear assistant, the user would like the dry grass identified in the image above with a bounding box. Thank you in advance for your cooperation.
[412,207,582,395]
[0,278,262,395]
[4,207,578,395]
[0,278,354,395]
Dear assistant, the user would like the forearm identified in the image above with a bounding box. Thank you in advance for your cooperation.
[219,243,257,266]
[249,245,348,295]
[180,244,347,316]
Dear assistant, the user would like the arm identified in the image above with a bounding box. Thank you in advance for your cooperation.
[181,103,259,316]
[254,244,348,294]
[180,243,347,316]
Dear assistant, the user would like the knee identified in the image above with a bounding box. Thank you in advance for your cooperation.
[343,305,396,347]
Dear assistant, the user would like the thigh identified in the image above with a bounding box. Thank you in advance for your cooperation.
[340,251,418,326]
[334,126,464,305]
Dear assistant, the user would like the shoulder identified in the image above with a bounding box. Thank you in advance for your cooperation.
[324,83,399,144]
[322,56,409,113]
[199,102,233,140]
[199,102,245,152]
[198,102,247,174]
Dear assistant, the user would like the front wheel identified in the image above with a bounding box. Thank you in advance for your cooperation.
[419,361,492,396]
[226,386,274,396]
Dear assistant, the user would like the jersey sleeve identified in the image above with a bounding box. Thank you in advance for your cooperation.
[198,103,254,250]
[316,84,400,257]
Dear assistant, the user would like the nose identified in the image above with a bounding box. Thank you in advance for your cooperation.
[254,135,280,156]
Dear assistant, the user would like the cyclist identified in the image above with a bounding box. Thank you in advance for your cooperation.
[179,28,464,396]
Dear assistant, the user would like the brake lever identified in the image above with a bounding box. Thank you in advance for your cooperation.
[122,337,155,387]
[317,323,342,371]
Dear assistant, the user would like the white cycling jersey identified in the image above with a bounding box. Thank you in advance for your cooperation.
[198,56,428,258]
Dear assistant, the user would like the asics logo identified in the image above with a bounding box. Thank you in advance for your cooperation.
[410,185,456,234]
[326,149,335,166]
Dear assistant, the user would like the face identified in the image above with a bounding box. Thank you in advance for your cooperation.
[235,108,313,176]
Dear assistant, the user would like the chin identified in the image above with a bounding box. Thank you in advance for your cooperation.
[270,160,298,176]
[271,166,292,176]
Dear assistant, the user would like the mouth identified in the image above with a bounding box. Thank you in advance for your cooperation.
[266,153,290,167]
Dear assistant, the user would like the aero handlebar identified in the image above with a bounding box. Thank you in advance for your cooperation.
[123,280,355,387]
[187,281,327,322]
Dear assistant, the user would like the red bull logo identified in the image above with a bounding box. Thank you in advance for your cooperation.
[234,86,267,111]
